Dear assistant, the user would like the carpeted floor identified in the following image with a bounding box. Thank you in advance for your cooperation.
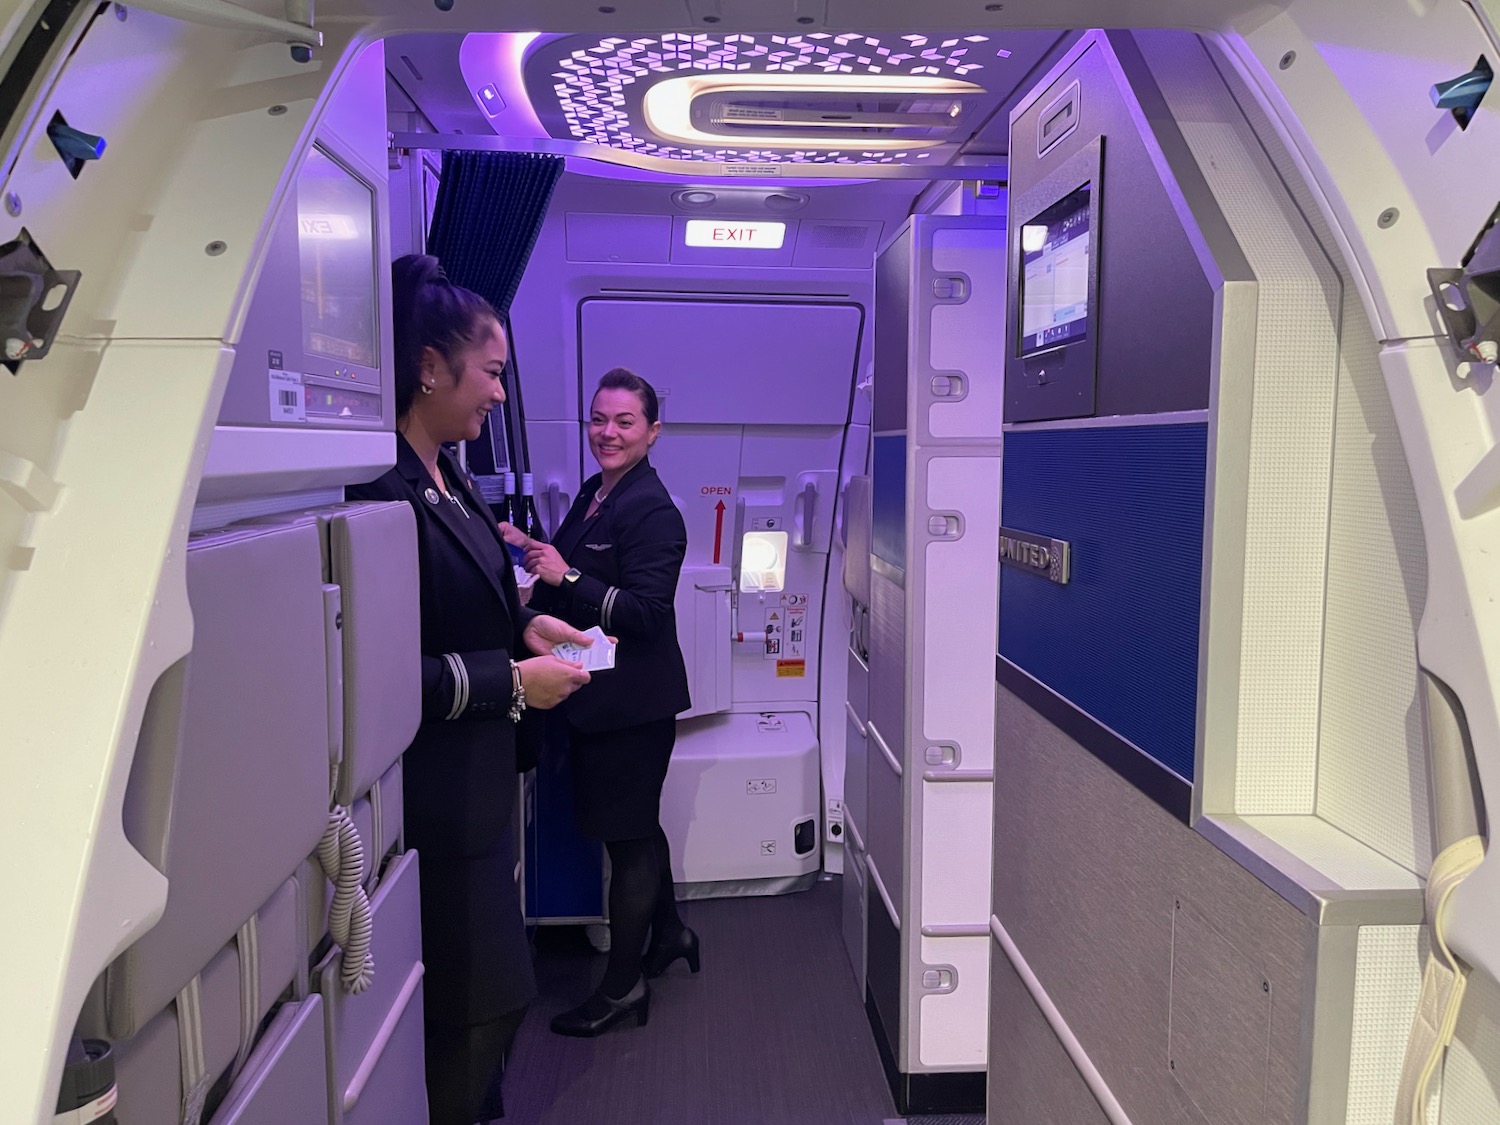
[502,876,942,1124]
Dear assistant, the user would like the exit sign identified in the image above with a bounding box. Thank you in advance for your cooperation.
[684,219,786,249]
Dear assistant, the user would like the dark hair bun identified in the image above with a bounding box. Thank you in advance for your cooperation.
[390,253,500,419]
[392,255,444,322]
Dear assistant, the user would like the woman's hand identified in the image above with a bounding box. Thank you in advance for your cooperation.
[518,655,590,710]
[523,614,593,657]
[524,540,569,586]
[501,522,570,586]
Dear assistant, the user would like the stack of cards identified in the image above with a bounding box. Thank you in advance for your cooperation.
[553,625,616,672]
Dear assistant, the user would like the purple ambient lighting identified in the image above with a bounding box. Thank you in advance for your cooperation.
[530,31,1000,164]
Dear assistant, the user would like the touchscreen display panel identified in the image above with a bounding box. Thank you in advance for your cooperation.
[297,146,378,369]
[1019,184,1091,356]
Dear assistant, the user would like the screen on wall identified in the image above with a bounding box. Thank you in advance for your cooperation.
[1018,183,1091,356]
[297,145,378,369]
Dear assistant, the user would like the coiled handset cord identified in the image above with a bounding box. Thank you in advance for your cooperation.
[317,791,375,994]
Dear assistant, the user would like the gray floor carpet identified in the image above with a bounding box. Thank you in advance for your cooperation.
[502,876,911,1124]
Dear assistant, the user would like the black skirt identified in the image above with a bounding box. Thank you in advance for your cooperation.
[567,716,677,841]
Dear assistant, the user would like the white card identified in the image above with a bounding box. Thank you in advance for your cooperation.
[553,625,616,672]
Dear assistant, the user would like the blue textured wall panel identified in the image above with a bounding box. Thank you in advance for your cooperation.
[999,424,1208,783]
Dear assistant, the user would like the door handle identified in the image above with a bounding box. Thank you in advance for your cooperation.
[796,482,817,549]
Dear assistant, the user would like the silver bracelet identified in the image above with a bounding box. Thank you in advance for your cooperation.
[509,659,526,722]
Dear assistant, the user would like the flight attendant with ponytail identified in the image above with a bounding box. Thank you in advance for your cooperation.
[348,254,593,1124]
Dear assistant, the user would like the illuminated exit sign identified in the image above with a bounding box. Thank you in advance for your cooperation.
[684,219,786,249]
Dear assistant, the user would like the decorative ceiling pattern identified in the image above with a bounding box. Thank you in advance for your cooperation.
[523,32,1007,164]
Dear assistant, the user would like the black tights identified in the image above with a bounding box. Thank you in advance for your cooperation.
[600,825,683,998]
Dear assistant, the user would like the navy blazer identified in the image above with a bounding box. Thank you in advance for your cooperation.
[345,434,541,1022]
[346,436,541,856]
[531,456,691,733]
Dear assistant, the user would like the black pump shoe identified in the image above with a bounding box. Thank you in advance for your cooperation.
[643,926,701,979]
[550,979,650,1038]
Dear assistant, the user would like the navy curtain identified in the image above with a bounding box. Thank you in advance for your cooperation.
[425,150,563,317]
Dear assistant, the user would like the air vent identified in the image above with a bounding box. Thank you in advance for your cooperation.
[673,189,718,208]
[763,192,808,213]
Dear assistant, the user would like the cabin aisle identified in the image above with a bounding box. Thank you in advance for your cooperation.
[504,877,904,1124]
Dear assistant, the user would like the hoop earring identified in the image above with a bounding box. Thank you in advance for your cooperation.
[419,383,433,395]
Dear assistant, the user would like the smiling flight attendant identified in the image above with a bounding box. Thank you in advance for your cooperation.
[347,254,593,1124]
[504,367,695,1037]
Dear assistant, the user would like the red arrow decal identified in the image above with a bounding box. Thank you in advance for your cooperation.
[713,500,726,564]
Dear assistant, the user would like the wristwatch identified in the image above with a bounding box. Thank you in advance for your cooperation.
[563,567,582,585]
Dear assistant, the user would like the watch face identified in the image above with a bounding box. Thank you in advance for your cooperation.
[565,568,581,583]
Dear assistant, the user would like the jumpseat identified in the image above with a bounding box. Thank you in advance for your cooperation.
[78,503,428,1124]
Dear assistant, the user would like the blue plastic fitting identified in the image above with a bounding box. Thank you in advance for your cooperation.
[47,120,106,164]
[1431,64,1492,114]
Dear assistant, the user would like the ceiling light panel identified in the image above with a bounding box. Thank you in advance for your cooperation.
[645,74,981,151]
[521,31,1005,165]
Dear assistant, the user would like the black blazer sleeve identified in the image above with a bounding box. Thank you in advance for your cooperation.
[417,650,517,723]
[562,495,685,641]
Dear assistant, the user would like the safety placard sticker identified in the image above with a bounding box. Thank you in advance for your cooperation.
[786,603,806,659]
[765,593,808,673]
[269,368,306,423]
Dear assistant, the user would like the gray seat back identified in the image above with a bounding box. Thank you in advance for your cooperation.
[108,522,332,1039]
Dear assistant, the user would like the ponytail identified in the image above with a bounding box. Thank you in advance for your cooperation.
[391,253,501,418]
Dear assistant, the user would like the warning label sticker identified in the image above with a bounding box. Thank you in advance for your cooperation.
[766,594,808,663]
[776,660,806,678]
[786,605,806,660]
[764,608,781,658]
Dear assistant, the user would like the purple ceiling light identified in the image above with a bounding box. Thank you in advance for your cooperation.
[521,31,1005,165]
